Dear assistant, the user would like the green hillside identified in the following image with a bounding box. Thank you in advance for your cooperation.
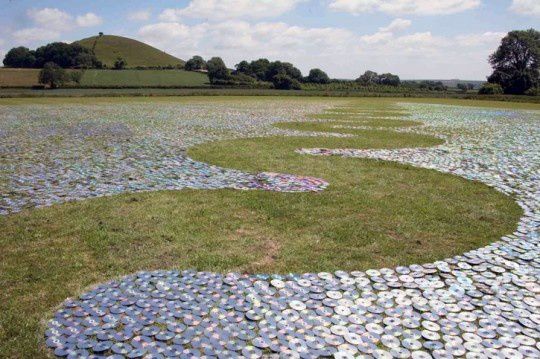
[76,35,184,68]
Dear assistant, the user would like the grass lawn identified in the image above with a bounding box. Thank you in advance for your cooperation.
[0,97,527,357]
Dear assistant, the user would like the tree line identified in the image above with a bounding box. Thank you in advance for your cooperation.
[184,55,401,90]
[3,28,537,94]
[3,43,103,69]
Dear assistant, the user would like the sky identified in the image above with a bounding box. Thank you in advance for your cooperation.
[0,0,538,80]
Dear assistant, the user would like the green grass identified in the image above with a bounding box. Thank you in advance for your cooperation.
[0,97,525,357]
[76,35,184,68]
[79,69,209,87]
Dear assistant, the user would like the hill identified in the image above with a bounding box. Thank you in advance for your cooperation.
[76,35,184,68]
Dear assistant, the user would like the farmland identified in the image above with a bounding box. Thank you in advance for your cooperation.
[0,68,209,88]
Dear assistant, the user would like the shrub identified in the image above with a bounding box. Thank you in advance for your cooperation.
[478,83,504,95]
[272,74,301,90]
[114,57,127,70]
[185,56,207,71]
[39,62,68,88]
[207,57,230,84]
[307,69,330,84]
[3,47,36,68]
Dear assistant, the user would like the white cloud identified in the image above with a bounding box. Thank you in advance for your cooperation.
[13,28,61,43]
[160,0,305,21]
[138,19,499,80]
[27,8,72,31]
[510,0,540,17]
[329,0,481,15]
[127,10,152,21]
[379,18,411,32]
[76,13,103,27]
[455,32,505,47]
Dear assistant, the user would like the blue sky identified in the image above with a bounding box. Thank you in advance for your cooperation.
[1,0,538,79]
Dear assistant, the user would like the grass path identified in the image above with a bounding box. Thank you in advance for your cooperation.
[0,98,523,357]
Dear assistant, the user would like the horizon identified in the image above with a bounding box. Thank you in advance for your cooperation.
[1,0,539,81]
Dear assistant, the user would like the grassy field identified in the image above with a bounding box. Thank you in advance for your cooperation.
[0,96,527,357]
[0,68,40,87]
[0,68,209,88]
[76,35,184,68]
[79,69,208,87]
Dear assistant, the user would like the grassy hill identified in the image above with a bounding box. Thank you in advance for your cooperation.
[76,35,184,68]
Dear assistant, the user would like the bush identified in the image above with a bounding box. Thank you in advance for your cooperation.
[39,62,68,88]
[185,56,207,71]
[70,71,84,84]
[478,83,503,95]
[207,57,230,84]
[3,47,36,68]
[272,74,301,90]
[114,57,127,70]
[306,69,330,84]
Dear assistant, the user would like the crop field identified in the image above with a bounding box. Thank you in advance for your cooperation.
[79,69,209,87]
[0,97,539,357]
[0,68,209,88]
[0,68,41,87]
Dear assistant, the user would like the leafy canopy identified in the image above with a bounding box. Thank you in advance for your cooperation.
[487,29,539,95]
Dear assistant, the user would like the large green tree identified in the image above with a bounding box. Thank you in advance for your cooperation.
[185,56,207,71]
[38,62,68,88]
[206,57,230,84]
[487,29,539,94]
[307,68,330,84]
[3,47,36,68]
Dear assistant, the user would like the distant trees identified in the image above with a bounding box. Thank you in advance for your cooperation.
[206,57,230,84]
[184,56,207,71]
[307,69,330,84]
[233,59,302,83]
[113,57,127,70]
[356,70,400,86]
[457,83,475,92]
[478,83,503,95]
[272,73,301,90]
[3,47,36,68]
[487,29,539,94]
[2,42,101,69]
[39,62,68,88]
[356,70,379,85]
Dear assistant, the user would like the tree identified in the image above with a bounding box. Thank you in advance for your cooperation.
[487,29,540,94]
[272,74,301,90]
[249,58,270,81]
[185,56,207,71]
[307,68,330,84]
[265,61,302,82]
[114,57,127,70]
[478,83,503,95]
[39,62,67,88]
[457,83,468,92]
[207,57,230,84]
[378,73,401,86]
[34,42,99,68]
[3,47,36,68]
[356,70,379,85]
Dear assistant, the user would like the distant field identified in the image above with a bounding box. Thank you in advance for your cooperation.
[0,68,40,87]
[0,68,209,88]
[79,69,208,87]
